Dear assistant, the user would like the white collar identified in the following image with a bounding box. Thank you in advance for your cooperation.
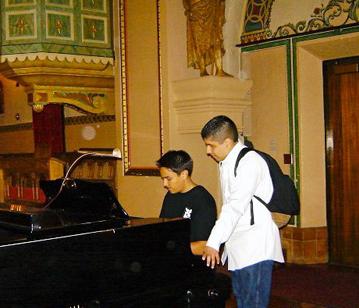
[221,142,246,166]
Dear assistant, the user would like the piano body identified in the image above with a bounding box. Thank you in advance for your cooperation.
[0,179,229,307]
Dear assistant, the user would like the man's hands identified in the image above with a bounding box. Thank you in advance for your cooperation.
[190,241,207,256]
[202,246,220,269]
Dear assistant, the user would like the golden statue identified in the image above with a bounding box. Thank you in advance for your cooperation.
[183,0,231,77]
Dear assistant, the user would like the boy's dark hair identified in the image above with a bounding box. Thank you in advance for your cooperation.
[156,150,193,176]
[201,115,239,143]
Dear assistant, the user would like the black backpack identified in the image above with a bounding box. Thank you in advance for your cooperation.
[234,147,300,226]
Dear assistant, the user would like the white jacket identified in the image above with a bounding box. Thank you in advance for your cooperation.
[206,142,284,270]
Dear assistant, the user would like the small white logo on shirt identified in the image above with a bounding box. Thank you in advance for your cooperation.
[183,207,192,219]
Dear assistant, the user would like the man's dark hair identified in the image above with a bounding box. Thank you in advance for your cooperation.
[201,115,239,143]
[156,150,193,176]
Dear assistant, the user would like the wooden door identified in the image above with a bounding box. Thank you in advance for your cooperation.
[324,59,359,268]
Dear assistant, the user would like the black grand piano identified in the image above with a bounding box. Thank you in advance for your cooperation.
[0,177,230,307]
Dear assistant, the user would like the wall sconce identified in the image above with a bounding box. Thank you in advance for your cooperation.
[32,102,44,113]
[15,113,20,120]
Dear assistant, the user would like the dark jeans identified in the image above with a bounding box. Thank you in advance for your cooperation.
[231,260,274,308]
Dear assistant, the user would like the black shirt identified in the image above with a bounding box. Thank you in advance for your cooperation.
[159,185,217,242]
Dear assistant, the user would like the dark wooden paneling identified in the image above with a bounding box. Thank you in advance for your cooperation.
[324,57,359,268]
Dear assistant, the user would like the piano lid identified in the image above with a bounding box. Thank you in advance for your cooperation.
[0,179,129,234]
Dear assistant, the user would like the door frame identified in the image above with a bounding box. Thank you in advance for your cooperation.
[323,56,359,266]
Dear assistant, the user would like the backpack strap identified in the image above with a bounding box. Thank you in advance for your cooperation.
[253,195,267,206]
[250,200,254,225]
[234,147,255,225]
[234,147,252,177]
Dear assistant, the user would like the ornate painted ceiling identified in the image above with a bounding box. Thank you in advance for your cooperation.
[0,0,114,114]
[240,0,359,45]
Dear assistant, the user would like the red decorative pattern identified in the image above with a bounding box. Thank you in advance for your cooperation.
[6,185,46,203]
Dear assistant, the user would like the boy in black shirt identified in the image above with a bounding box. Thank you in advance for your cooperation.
[157,150,217,255]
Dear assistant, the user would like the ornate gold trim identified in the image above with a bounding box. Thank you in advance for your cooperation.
[0,53,113,65]
[240,0,359,45]
[65,114,115,125]
[119,0,163,176]
[27,86,112,114]
[0,53,114,114]
[0,115,114,133]
[0,123,33,132]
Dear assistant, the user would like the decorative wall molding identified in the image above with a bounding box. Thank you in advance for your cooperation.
[64,114,115,125]
[0,52,113,65]
[241,0,274,45]
[0,115,115,132]
[0,0,114,114]
[172,76,252,135]
[120,0,162,176]
[5,9,37,41]
[81,0,106,12]
[1,0,113,57]
[45,10,74,41]
[241,0,359,45]
[6,0,35,7]
[46,0,73,8]
[0,123,33,132]
[272,0,359,38]
[82,14,108,44]
[0,54,114,113]
[0,82,3,114]
[27,88,112,114]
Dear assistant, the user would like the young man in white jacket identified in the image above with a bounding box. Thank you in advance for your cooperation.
[201,115,284,307]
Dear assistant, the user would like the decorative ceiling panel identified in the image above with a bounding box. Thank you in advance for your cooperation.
[0,0,113,58]
[240,0,359,45]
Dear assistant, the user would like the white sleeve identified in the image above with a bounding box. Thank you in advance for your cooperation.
[206,154,262,250]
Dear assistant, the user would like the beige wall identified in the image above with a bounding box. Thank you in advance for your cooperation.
[112,0,169,217]
[65,121,116,152]
[238,41,330,228]
[0,75,34,153]
[241,43,327,228]
[297,46,327,227]
[0,75,32,126]
[244,46,290,172]
[0,119,116,155]
[0,129,34,153]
